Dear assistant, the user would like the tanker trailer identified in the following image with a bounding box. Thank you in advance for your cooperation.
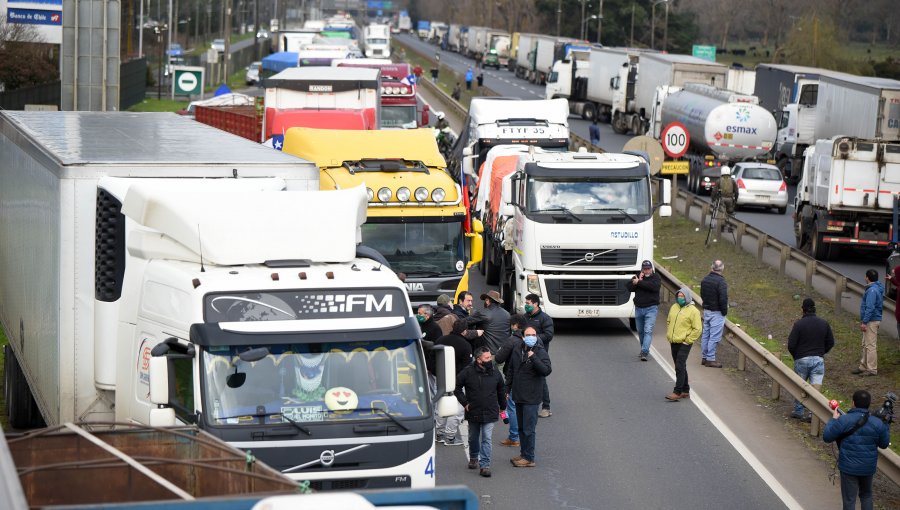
[649,83,777,194]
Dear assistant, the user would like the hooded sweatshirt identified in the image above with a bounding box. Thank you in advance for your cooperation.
[666,286,703,345]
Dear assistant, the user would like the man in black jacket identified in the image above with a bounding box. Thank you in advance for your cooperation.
[787,298,835,422]
[453,291,474,319]
[467,290,511,354]
[496,314,529,447]
[507,326,551,468]
[699,259,728,368]
[454,346,506,477]
[524,294,555,417]
[631,260,661,362]
[435,320,473,446]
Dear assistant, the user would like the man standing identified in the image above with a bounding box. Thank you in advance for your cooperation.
[417,304,443,344]
[465,67,474,90]
[589,118,600,147]
[699,260,728,368]
[524,294,554,417]
[436,320,473,446]
[433,294,458,336]
[787,298,835,421]
[453,291,474,319]
[466,290,511,354]
[507,326,551,468]
[716,166,736,216]
[455,347,506,477]
[854,269,883,377]
[496,314,529,447]
[665,287,702,401]
[887,265,900,334]
[823,390,890,510]
[631,260,661,362]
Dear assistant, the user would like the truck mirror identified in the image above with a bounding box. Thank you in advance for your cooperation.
[471,218,484,234]
[662,177,672,204]
[433,344,455,407]
[462,147,473,157]
[149,407,176,427]
[436,395,457,418]
[149,356,170,405]
[658,205,672,217]
[500,203,516,217]
[610,77,619,90]
[467,232,484,266]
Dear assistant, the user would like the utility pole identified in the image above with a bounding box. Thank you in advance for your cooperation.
[630,3,634,47]
[580,0,586,39]
[650,1,656,49]
[224,0,232,80]
[663,1,669,52]
[556,0,561,36]
[597,0,603,44]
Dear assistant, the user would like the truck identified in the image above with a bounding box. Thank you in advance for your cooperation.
[427,22,448,45]
[516,34,590,85]
[647,83,777,195]
[416,20,430,39]
[334,59,430,128]
[282,128,484,307]
[481,30,512,69]
[297,40,358,66]
[0,111,460,490]
[447,24,466,53]
[276,29,319,52]
[398,11,412,33]
[464,26,486,59]
[727,68,756,95]
[618,53,727,136]
[546,46,631,122]
[794,137,900,261]
[263,66,381,146]
[483,148,672,318]
[363,24,391,58]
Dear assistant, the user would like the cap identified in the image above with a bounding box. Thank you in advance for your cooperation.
[641,260,653,269]
[436,294,451,306]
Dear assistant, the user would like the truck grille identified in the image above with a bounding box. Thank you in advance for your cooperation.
[544,279,630,307]
[541,248,637,267]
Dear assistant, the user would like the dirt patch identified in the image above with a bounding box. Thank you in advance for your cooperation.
[655,214,900,506]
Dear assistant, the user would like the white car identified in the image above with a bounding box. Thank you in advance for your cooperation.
[246,61,261,85]
[732,162,789,214]
[211,38,225,53]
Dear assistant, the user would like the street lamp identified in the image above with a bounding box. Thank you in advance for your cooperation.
[650,0,670,50]
[596,0,603,45]
[581,15,598,41]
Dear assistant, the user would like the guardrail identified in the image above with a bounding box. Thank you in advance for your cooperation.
[654,264,900,485]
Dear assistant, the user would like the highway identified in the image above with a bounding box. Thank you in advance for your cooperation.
[396,33,880,285]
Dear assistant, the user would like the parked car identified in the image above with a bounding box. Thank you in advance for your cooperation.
[246,61,262,85]
[732,162,789,214]
[167,43,184,57]
[256,28,270,39]
[211,38,225,53]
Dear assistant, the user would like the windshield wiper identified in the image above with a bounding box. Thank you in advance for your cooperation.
[346,407,410,432]
[584,207,637,222]
[531,207,582,222]
[212,411,312,436]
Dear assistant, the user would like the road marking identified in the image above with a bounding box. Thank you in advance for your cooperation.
[649,343,803,510]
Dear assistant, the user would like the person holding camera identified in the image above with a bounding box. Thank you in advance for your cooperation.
[631,259,661,362]
[454,346,507,478]
[823,390,890,510]
[507,326,552,468]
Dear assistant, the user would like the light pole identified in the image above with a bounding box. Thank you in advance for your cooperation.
[155,24,168,100]
[663,0,670,52]
[580,0,586,40]
[556,0,561,36]
[581,15,598,42]
[650,0,669,50]
[597,0,603,44]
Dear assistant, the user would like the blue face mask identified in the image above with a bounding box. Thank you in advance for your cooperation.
[524,336,538,347]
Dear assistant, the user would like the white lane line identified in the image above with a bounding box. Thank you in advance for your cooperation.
[649,343,803,510]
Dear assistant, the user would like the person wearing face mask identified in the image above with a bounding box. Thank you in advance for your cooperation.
[454,347,507,477]
[495,314,530,447]
[524,294,554,418]
[665,287,702,402]
[507,326,551,468]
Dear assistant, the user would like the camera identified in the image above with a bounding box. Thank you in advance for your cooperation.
[873,392,897,425]
[500,410,509,424]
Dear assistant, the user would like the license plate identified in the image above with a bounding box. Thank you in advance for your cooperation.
[577,309,604,317]
[755,194,771,200]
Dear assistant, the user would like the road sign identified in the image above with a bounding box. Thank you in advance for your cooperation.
[623,136,664,175]
[206,48,219,64]
[661,161,690,175]
[172,66,205,98]
[661,122,690,159]
[693,45,716,62]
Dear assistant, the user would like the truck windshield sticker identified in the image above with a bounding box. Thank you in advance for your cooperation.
[282,405,326,423]
[204,288,406,322]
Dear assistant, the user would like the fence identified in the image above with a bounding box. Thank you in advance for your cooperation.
[0,81,61,110]
[119,58,148,111]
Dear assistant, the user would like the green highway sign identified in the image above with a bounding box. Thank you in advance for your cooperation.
[172,66,205,97]
[692,45,716,62]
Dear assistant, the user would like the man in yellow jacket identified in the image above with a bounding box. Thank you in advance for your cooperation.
[666,286,703,401]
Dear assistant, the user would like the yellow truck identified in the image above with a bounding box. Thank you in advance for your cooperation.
[283,128,483,307]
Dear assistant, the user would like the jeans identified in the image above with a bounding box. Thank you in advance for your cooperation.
[506,393,519,441]
[701,309,725,361]
[635,305,659,355]
[516,403,540,462]
[467,421,495,468]
[840,472,873,510]
[670,342,692,394]
[792,356,825,416]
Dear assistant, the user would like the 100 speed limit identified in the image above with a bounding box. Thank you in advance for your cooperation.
[661,122,690,159]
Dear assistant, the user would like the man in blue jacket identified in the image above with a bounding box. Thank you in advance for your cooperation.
[853,269,883,376]
[823,390,890,510]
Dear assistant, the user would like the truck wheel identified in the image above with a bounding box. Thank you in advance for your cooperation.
[582,104,595,121]
[6,344,42,429]
[809,222,835,261]
[485,250,501,285]
[612,113,628,135]
[631,117,643,136]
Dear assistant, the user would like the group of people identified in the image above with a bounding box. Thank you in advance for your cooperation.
[419,289,554,477]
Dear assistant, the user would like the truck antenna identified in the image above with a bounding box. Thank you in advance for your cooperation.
[198,225,206,273]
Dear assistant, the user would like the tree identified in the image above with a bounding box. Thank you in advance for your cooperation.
[0,16,59,91]
[779,15,858,72]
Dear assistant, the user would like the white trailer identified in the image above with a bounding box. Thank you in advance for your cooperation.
[815,74,900,142]
[465,26,487,58]
[727,68,756,95]
[547,46,634,122]
[447,24,464,53]
[513,33,539,79]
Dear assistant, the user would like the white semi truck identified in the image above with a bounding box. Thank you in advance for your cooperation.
[546,46,634,122]
[363,24,391,58]
[0,111,457,491]
[483,148,672,318]
[794,137,900,260]
[647,83,777,195]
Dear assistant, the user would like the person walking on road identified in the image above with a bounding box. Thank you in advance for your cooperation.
[787,298,835,422]
[466,290,511,354]
[495,314,529,448]
[524,294,554,417]
[455,346,506,477]
[631,259,661,362]
[665,287,702,401]
[589,118,601,147]
[435,320,473,446]
[853,269,883,377]
[699,259,728,368]
[823,390,890,510]
[507,326,551,468]
[465,67,474,90]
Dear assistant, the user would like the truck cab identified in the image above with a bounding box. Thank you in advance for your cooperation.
[334,60,430,128]
[774,78,818,182]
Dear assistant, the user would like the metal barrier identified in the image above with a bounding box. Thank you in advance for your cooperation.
[655,238,900,486]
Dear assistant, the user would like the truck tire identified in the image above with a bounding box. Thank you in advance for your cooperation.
[5,344,43,429]
[810,222,837,261]
[582,103,595,121]
[501,273,515,313]
[612,113,629,135]
[485,248,501,285]
[631,117,643,136]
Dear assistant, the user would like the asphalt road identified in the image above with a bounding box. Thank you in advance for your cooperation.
[396,33,880,285]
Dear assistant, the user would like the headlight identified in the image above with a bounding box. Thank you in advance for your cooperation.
[366,187,374,201]
[431,187,445,202]
[377,187,392,202]
[703,177,711,182]
[527,274,541,295]
[380,87,387,95]
[415,187,429,201]
[401,86,409,94]
[396,187,411,202]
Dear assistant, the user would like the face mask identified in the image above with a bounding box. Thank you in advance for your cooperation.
[676,297,686,306]
[524,304,535,314]
[524,336,538,347]
[416,315,426,323]
[480,360,493,370]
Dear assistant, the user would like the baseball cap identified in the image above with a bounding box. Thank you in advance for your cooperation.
[641,260,653,269]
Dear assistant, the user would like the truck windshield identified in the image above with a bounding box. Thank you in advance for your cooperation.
[527,177,650,221]
[547,72,558,83]
[362,218,465,275]
[203,339,428,426]
[381,105,418,128]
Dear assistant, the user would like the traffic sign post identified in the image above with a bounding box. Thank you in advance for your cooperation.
[171,66,205,100]
[661,122,690,159]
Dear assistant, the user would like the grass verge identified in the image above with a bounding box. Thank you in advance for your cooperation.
[393,39,492,109]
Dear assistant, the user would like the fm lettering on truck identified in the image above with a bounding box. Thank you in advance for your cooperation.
[204,288,406,322]
[610,231,639,239]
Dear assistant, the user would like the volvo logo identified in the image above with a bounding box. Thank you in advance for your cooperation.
[584,252,595,262]
[319,450,336,467]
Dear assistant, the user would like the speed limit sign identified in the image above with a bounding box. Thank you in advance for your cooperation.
[661,122,690,159]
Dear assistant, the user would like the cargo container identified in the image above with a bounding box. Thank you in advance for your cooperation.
[194,104,263,142]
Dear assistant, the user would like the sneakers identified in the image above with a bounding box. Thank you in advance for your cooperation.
[538,408,552,418]
[512,458,535,467]
[640,352,648,361]
[500,438,520,447]
[665,392,682,402]
[468,459,478,469]
[480,468,492,477]
[701,359,708,366]
[443,435,465,446]
[436,435,445,444]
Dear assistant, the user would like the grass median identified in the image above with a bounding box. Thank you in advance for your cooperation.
[393,39,493,109]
